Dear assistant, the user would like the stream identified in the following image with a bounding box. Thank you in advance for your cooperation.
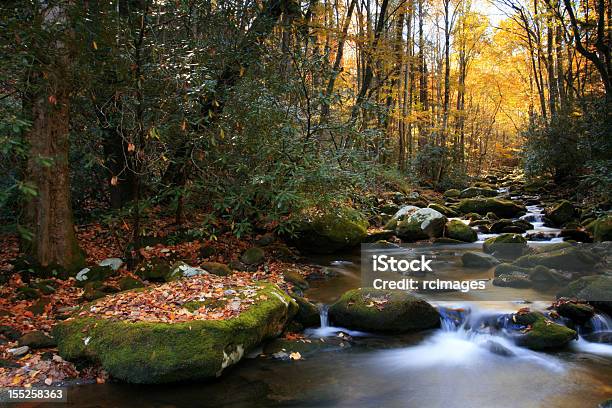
[40,203,612,407]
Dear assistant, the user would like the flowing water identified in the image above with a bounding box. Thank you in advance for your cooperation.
[38,202,612,408]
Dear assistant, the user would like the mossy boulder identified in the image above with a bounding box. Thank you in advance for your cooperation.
[555,301,595,325]
[513,246,600,271]
[511,312,576,350]
[428,203,458,217]
[545,200,576,227]
[292,296,320,327]
[384,205,420,230]
[492,273,531,288]
[455,198,526,218]
[459,187,498,198]
[241,247,265,266]
[329,288,439,333]
[291,207,369,253]
[483,234,527,258]
[118,277,144,291]
[494,263,530,277]
[54,284,297,383]
[444,220,477,242]
[443,189,461,198]
[283,270,309,291]
[557,275,612,315]
[396,208,447,241]
[489,219,512,233]
[201,262,232,276]
[590,216,612,242]
[462,252,500,268]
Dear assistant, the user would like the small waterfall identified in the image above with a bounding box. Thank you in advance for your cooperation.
[520,205,544,224]
[377,306,564,371]
[587,313,612,333]
[320,304,329,328]
[572,312,612,356]
[438,307,466,331]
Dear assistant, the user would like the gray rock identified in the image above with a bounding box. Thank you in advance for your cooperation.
[462,252,500,268]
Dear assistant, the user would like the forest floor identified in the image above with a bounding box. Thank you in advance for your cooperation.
[0,216,324,387]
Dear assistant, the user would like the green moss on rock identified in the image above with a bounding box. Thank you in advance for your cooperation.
[329,288,439,333]
[455,198,526,218]
[443,189,461,198]
[241,247,265,266]
[445,220,477,242]
[428,203,458,217]
[118,277,144,291]
[291,207,369,253]
[546,200,576,227]
[557,275,612,314]
[514,246,600,270]
[397,208,447,241]
[513,312,576,350]
[201,262,232,276]
[483,234,527,258]
[292,296,320,327]
[53,284,297,383]
[462,252,500,268]
[591,216,612,242]
[459,187,498,198]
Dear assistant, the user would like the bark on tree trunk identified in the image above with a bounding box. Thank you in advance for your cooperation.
[24,79,84,271]
[23,2,84,272]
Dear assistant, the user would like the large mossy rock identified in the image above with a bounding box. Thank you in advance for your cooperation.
[555,300,595,325]
[444,220,477,242]
[443,189,461,198]
[462,251,500,268]
[557,275,612,315]
[54,284,297,383]
[428,203,458,217]
[292,296,320,327]
[545,200,576,227]
[240,247,265,266]
[511,312,576,350]
[201,262,232,276]
[291,207,368,253]
[455,198,526,218]
[383,205,420,230]
[483,233,527,258]
[329,288,439,333]
[589,216,612,242]
[459,187,498,198]
[513,246,600,271]
[396,208,447,241]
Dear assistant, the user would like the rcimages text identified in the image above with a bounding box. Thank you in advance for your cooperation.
[371,254,486,293]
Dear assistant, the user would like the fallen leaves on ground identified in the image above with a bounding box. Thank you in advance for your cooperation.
[76,272,265,323]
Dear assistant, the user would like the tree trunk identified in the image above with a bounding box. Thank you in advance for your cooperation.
[23,3,84,271]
